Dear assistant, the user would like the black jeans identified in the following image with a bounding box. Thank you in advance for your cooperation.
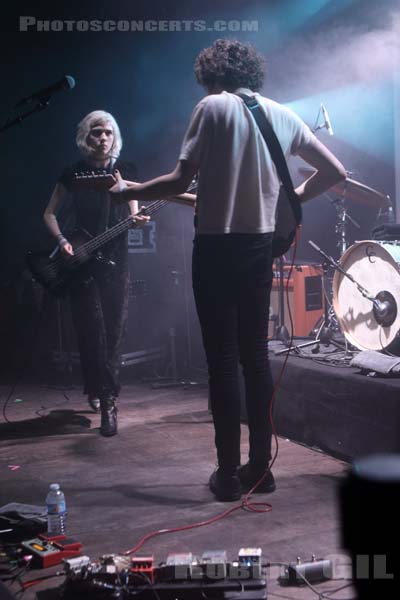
[69,258,129,400]
[192,233,274,473]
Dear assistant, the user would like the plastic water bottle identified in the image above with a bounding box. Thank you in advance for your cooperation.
[45,483,66,535]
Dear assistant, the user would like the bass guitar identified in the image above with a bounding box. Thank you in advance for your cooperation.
[70,174,297,258]
[27,173,196,296]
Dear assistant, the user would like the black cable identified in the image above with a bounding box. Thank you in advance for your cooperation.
[288,567,355,600]
[35,389,71,418]
[1,293,79,423]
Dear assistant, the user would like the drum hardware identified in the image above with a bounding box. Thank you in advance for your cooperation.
[274,336,326,356]
[275,255,291,345]
[299,167,390,255]
[295,167,395,353]
[309,240,397,319]
[310,240,400,352]
[311,260,343,349]
[274,255,345,356]
[330,193,361,255]
[374,197,395,230]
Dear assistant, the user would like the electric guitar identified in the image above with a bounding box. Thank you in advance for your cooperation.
[27,173,196,296]
[272,187,299,258]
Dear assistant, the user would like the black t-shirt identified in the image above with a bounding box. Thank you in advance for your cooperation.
[58,159,137,263]
[58,159,137,235]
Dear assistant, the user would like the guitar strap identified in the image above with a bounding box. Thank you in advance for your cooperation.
[235,92,302,227]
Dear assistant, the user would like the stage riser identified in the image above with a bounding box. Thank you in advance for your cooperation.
[240,351,400,462]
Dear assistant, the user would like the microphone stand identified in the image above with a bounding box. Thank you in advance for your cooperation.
[0,96,51,133]
[311,259,344,352]
[275,255,290,344]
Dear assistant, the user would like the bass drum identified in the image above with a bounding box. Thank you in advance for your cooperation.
[332,240,400,352]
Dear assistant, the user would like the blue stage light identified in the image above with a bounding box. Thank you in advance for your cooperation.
[285,81,395,162]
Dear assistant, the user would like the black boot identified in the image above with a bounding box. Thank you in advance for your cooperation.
[99,397,118,437]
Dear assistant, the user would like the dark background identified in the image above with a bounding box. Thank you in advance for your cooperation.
[0,0,398,374]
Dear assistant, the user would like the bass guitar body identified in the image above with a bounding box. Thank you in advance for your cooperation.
[26,230,109,297]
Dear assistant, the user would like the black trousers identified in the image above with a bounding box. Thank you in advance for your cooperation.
[69,259,129,400]
[192,233,274,473]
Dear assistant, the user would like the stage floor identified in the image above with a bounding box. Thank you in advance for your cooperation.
[0,377,354,599]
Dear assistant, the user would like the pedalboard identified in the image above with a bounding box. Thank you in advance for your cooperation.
[62,548,267,599]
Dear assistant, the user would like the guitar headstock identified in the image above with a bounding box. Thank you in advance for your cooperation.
[72,171,115,190]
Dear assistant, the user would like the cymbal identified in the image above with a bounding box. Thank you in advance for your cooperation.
[298,167,389,208]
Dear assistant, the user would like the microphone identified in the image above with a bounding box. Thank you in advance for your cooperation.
[15,75,75,107]
[374,299,391,317]
[321,103,334,136]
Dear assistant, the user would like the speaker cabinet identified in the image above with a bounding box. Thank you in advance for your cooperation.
[269,264,324,337]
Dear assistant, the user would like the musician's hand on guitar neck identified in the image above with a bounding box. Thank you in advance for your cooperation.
[108,169,138,204]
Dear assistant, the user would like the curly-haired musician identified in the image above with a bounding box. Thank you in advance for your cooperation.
[109,39,346,498]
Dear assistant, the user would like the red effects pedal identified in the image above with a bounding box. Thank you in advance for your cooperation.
[21,534,82,568]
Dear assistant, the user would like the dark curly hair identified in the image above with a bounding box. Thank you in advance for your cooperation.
[194,39,265,92]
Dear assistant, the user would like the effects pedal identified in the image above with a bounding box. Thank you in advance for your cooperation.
[21,534,82,568]
[280,555,333,586]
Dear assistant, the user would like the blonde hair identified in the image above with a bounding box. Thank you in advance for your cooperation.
[76,110,122,160]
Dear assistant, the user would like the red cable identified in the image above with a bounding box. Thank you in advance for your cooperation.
[21,572,63,589]
[241,227,300,507]
[123,502,251,555]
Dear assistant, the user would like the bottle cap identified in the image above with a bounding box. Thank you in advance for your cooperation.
[49,483,60,490]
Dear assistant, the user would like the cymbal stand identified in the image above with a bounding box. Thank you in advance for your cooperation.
[311,260,344,350]
[275,255,290,344]
[330,185,361,255]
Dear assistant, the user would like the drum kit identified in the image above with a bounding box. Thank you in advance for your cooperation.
[299,168,399,355]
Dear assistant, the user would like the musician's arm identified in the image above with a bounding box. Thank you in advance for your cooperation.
[43,183,74,255]
[110,160,197,203]
[295,137,347,203]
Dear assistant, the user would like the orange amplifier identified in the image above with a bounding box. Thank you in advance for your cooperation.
[269,264,324,337]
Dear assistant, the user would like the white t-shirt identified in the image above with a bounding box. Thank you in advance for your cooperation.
[179,88,316,234]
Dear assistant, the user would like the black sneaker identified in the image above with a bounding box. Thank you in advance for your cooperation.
[209,469,242,502]
[238,463,276,494]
